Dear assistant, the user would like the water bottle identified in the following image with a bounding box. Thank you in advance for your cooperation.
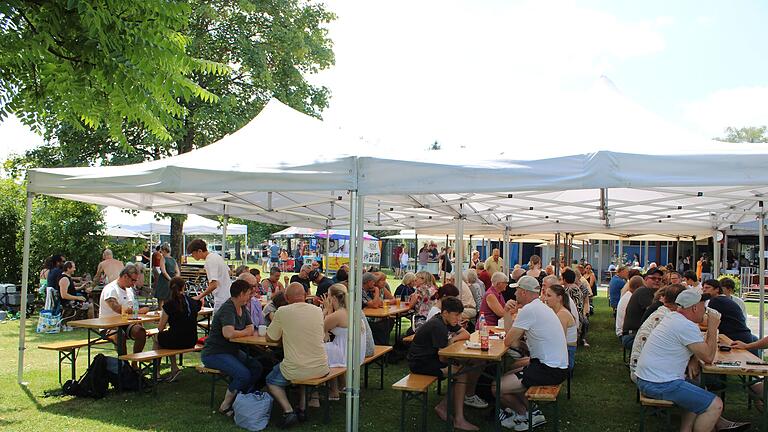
[478,314,486,332]
[132,296,139,319]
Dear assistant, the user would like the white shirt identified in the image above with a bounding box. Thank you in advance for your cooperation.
[513,298,569,369]
[205,252,232,310]
[400,252,409,266]
[426,305,441,321]
[635,312,703,383]
[615,291,632,336]
[99,280,135,318]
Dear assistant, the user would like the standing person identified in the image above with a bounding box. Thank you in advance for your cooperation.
[58,261,93,327]
[696,256,704,282]
[439,247,453,281]
[701,254,713,282]
[484,248,504,276]
[262,266,285,294]
[635,290,724,432]
[261,243,270,272]
[469,250,481,270]
[141,245,151,265]
[526,255,546,284]
[584,263,597,297]
[201,279,261,416]
[155,243,180,310]
[155,276,202,381]
[99,264,149,357]
[400,247,410,278]
[269,241,280,269]
[94,249,124,286]
[609,266,629,315]
[266,283,329,427]
[495,276,569,431]
[407,297,482,431]
[188,239,232,313]
[418,244,430,272]
[393,243,404,279]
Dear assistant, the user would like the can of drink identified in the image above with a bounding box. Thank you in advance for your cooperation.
[480,331,490,352]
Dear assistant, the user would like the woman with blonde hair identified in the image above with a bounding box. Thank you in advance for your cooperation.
[407,271,438,332]
[395,272,417,301]
[526,254,546,283]
[322,284,369,399]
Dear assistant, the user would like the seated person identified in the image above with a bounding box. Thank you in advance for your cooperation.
[239,272,265,327]
[322,284,368,399]
[262,292,288,326]
[201,279,262,416]
[407,297,482,431]
[479,272,509,326]
[635,290,725,432]
[58,260,93,326]
[266,283,329,427]
[720,277,747,318]
[394,272,417,301]
[621,268,663,348]
[98,264,149,358]
[615,276,644,338]
[702,279,756,349]
[310,269,335,299]
[261,266,285,294]
[495,276,569,431]
[445,273,478,324]
[290,264,313,293]
[362,272,394,345]
[155,276,202,381]
[426,284,460,321]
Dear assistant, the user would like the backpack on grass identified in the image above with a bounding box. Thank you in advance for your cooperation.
[62,353,109,398]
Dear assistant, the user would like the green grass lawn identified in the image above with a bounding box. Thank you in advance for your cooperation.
[0,286,762,431]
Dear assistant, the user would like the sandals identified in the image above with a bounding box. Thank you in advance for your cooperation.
[218,406,234,417]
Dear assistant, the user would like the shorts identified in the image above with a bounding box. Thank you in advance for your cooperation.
[100,323,144,340]
[270,257,279,263]
[266,362,291,387]
[637,378,716,415]
[409,358,449,379]
[400,263,408,270]
[520,358,569,388]
[261,257,269,262]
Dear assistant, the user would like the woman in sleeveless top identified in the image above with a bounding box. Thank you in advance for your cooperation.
[526,254,547,284]
[543,283,577,370]
[58,261,93,326]
[155,277,202,381]
[155,243,180,309]
[322,284,367,400]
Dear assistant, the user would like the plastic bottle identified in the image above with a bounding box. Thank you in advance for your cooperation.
[478,314,486,332]
[132,296,139,320]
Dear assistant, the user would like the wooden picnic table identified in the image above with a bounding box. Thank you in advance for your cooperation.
[231,334,281,347]
[364,302,414,342]
[438,332,508,432]
[702,334,768,431]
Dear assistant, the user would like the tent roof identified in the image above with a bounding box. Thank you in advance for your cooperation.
[26,81,768,237]
[106,208,247,235]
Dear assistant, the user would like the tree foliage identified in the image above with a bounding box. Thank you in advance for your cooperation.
[717,126,768,143]
[0,179,24,283]
[0,0,228,144]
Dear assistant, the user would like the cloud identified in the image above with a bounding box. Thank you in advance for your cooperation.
[681,87,768,137]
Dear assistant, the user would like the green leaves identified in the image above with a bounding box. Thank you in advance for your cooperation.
[0,0,228,144]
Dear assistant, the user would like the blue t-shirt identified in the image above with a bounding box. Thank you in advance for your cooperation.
[270,244,280,259]
[608,275,625,307]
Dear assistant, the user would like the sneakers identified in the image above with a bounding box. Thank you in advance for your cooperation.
[464,394,489,408]
[279,412,299,429]
[498,408,514,424]
[510,409,547,431]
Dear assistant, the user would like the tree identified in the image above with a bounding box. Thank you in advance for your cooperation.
[716,126,768,143]
[0,0,228,144]
[0,179,24,283]
[7,0,336,263]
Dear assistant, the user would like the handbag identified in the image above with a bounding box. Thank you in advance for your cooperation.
[36,287,61,334]
[233,391,273,431]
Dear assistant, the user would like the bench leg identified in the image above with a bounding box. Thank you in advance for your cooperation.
[179,353,184,367]
[422,391,428,432]
[567,370,571,400]
[57,351,64,384]
[400,391,406,432]
[553,400,559,432]
[379,357,385,390]
[639,405,645,432]
[528,406,533,432]
[364,363,370,389]
[210,374,217,410]
[153,358,160,395]
[323,384,330,424]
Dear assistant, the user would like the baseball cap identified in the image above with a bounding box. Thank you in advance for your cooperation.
[675,290,709,308]
[511,275,540,292]
[308,269,320,281]
[644,267,663,278]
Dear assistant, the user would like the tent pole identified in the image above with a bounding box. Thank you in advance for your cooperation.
[759,202,765,340]
[713,230,720,278]
[676,236,680,270]
[455,205,464,286]
[554,232,560,277]
[503,226,510,274]
[598,240,603,284]
[324,220,330,273]
[222,215,229,262]
[17,191,33,385]
[243,231,248,266]
[692,236,697,268]
[644,241,649,267]
[618,239,623,266]
[346,188,364,432]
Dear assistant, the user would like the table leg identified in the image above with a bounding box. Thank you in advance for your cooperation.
[446,365,453,431]
[762,375,768,432]
[117,326,126,392]
[495,361,502,432]
[87,328,92,365]
[70,348,76,382]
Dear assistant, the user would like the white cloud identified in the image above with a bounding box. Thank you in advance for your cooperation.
[681,87,768,137]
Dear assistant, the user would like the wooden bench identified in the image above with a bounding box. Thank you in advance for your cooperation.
[639,394,674,432]
[292,367,347,423]
[363,345,393,390]
[392,374,438,432]
[526,384,562,431]
[196,366,232,409]
[39,339,109,383]
[119,344,203,394]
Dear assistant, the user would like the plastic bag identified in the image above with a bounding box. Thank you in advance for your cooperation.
[233,391,273,431]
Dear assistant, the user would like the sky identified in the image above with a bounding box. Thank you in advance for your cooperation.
[2,0,767,162]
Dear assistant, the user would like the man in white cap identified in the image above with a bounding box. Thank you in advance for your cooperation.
[635,290,727,432]
[494,275,569,431]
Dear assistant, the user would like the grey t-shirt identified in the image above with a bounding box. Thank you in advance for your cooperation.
[202,298,252,357]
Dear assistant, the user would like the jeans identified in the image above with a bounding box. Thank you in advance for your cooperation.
[203,350,263,392]
[368,318,394,345]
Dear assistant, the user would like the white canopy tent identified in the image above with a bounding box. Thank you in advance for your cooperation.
[105,207,248,236]
[18,80,768,431]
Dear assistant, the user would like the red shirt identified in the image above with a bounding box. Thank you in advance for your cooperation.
[478,270,492,289]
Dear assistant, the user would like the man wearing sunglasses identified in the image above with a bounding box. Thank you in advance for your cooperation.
[621,268,664,349]
[99,264,150,356]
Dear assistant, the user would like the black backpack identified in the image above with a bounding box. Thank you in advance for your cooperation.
[104,356,144,391]
[63,353,109,398]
